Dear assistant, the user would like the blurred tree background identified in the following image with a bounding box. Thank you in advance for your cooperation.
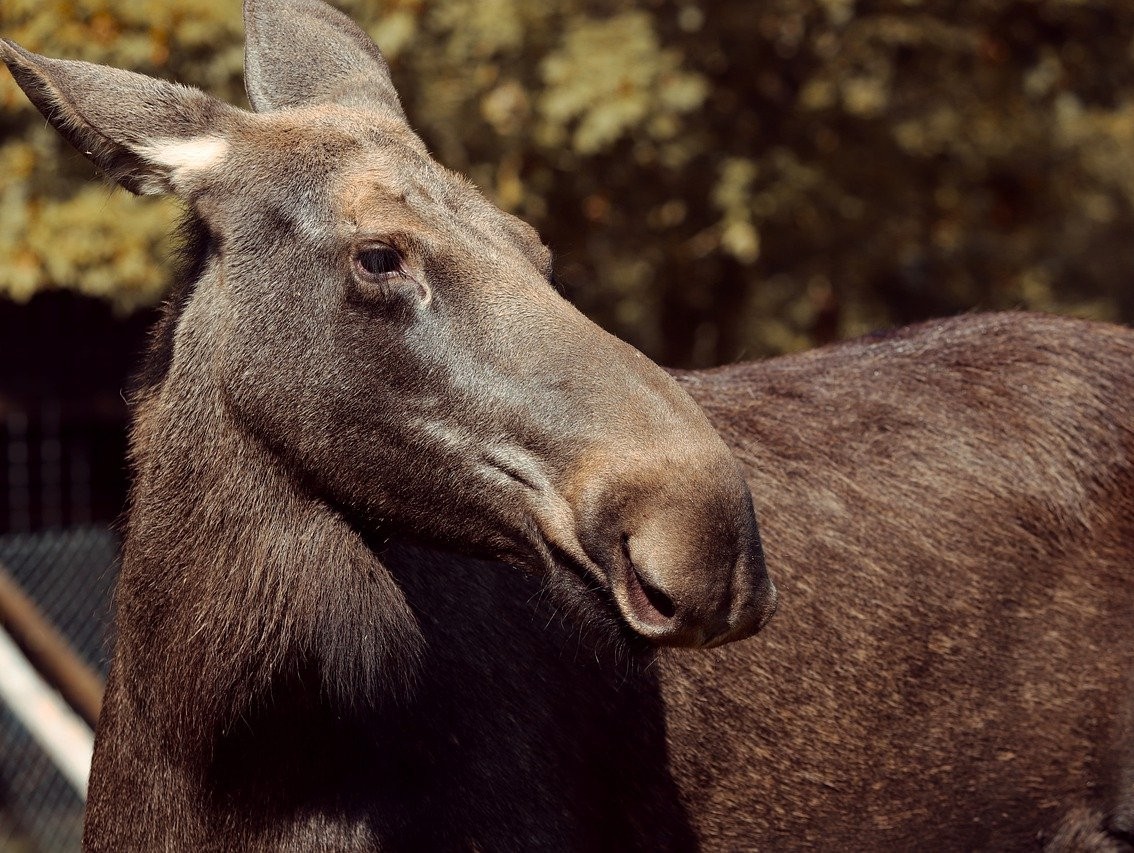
[2,0,1134,368]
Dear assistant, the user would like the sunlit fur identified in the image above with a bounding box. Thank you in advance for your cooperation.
[4,1,1134,849]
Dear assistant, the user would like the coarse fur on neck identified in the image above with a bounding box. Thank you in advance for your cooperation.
[129,214,213,399]
[115,220,424,760]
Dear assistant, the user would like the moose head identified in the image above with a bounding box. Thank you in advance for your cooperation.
[0,0,776,650]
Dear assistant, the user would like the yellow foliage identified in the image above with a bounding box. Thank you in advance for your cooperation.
[1,0,1133,364]
[0,0,243,309]
[538,12,706,154]
[0,182,178,308]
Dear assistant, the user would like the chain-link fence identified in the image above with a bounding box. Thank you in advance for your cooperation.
[0,527,117,853]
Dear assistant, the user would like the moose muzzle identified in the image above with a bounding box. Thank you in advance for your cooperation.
[571,439,778,648]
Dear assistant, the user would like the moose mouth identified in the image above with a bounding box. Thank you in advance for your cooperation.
[479,445,775,649]
[533,527,695,650]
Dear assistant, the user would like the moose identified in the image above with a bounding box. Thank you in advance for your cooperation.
[3,0,1132,849]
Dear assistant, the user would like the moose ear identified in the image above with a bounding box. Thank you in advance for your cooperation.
[0,40,236,197]
[243,0,405,119]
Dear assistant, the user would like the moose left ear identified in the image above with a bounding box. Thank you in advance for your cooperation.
[243,0,406,119]
[0,39,238,197]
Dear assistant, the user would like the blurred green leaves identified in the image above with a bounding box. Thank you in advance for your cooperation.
[2,0,1133,365]
[0,0,244,308]
[538,12,707,155]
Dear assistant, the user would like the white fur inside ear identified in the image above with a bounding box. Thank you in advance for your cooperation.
[139,136,229,190]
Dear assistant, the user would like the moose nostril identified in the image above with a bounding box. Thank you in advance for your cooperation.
[635,567,677,619]
[621,534,677,621]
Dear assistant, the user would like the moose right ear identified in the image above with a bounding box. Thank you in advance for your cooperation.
[243,0,406,119]
[0,39,238,197]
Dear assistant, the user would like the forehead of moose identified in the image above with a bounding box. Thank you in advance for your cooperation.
[232,108,462,214]
[221,107,547,276]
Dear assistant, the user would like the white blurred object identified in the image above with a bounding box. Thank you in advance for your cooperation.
[0,625,93,799]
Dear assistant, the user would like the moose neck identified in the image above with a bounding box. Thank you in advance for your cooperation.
[115,247,423,757]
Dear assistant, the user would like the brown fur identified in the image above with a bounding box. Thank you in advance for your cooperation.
[91,310,1134,851]
[662,314,1134,850]
[3,2,1133,850]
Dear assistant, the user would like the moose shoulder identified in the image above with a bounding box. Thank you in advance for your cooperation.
[3,0,1133,850]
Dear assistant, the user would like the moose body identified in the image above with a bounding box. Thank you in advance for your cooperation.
[3,1,1133,850]
[664,313,1134,850]
[89,305,1134,852]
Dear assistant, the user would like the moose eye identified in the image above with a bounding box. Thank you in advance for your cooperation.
[354,245,402,280]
